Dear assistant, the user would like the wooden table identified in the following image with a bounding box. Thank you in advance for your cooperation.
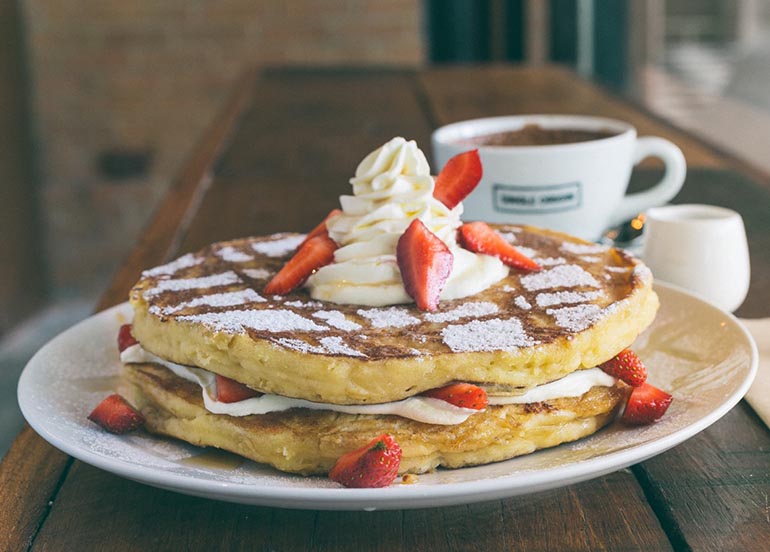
[3,65,770,551]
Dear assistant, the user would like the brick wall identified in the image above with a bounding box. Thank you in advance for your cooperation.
[23,0,425,297]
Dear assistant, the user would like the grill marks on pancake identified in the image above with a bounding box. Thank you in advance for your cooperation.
[134,228,643,357]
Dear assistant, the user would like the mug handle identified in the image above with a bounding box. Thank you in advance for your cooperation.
[608,137,687,228]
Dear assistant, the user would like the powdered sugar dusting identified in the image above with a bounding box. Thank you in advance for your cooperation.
[242,268,273,280]
[561,242,609,255]
[605,266,629,273]
[142,253,203,278]
[272,336,365,357]
[216,246,254,263]
[313,311,362,331]
[319,336,366,357]
[284,299,323,308]
[514,296,532,310]
[580,255,602,263]
[520,265,601,292]
[498,232,517,243]
[180,308,326,333]
[424,302,499,323]
[251,235,305,257]
[357,307,420,328]
[159,289,266,315]
[144,271,242,298]
[441,318,536,352]
[535,257,567,266]
[546,304,603,332]
[535,290,604,308]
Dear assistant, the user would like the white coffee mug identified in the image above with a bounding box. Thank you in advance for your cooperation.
[431,115,687,241]
[641,204,750,312]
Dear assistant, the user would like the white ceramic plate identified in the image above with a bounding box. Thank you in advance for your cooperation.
[18,282,757,511]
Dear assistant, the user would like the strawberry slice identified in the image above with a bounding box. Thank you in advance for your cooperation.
[117,324,138,352]
[264,234,337,295]
[298,208,342,249]
[422,383,488,410]
[622,383,673,425]
[458,221,541,271]
[600,349,647,387]
[88,394,145,434]
[396,219,453,311]
[329,434,402,488]
[433,149,482,209]
[215,374,260,403]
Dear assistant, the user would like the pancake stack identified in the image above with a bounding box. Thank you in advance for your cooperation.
[120,224,658,475]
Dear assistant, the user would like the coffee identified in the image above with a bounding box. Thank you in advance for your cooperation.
[460,124,617,147]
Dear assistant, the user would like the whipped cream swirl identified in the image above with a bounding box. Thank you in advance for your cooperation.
[306,137,508,306]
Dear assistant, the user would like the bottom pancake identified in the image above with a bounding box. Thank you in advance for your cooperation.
[120,363,628,475]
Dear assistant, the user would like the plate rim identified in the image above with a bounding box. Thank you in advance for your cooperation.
[17,281,758,510]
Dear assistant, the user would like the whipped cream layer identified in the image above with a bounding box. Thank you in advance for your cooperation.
[122,344,617,425]
[306,137,509,306]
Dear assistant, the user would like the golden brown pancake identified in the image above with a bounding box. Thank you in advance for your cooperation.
[129,224,658,405]
[121,362,627,475]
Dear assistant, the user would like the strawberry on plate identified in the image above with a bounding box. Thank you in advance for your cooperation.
[298,208,342,249]
[422,383,488,410]
[329,434,403,488]
[600,349,647,387]
[264,234,337,295]
[397,218,453,311]
[458,222,542,272]
[622,383,673,425]
[88,394,145,434]
[215,374,260,403]
[433,149,482,209]
[117,324,138,352]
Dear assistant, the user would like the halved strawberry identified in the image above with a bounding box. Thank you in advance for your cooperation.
[433,149,482,209]
[422,383,488,410]
[396,219,453,311]
[88,394,145,434]
[458,221,541,272]
[600,349,647,387]
[329,434,402,488]
[117,324,138,352]
[264,234,337,295]
[298,208,342,249]
[622,383,673,425]
[215,374,260,403]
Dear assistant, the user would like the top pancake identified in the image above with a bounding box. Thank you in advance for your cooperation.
[129,224,658,404]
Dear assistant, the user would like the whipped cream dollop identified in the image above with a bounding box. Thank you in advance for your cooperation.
[306,137,509,306]
[122,344,617,425]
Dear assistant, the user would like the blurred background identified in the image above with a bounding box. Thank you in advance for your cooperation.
[2,0,770,456]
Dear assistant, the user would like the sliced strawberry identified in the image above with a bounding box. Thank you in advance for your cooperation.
[396,219,453,311]
[329,434,402,488]
[215,374,260,403]
[264,234,337,295]
[117,324,138,352]
[298,208,342,249]
[433,149,482,209]
[422,383,488,410]
[88,394,145,434]
[600,349,647,387]
[458,221,541,272]
[622,383,673,425]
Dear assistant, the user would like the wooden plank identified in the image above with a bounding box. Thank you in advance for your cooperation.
[0,426,71,552]
[29,68,672,550]
[418,64,726,170]
[634,404,770,550]
[0,70,256,552]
